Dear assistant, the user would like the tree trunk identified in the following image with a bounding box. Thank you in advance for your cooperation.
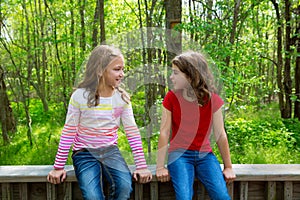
[92,0,100,47]
[282,0,292,118]
[70,0,76,85]
[0,66,16,145]
[39,0,49,112]
[165,0,182,62]
[224,0,241,67]
[294,8,300,120]
[271,0,285,118]
[204,0,213,44]
[45,0,69,111]
[224,0,240,110]
[31,0,49,112]
[79,0,86,57]
[22,0,33,146]
[99,0,105,43]
[91,0,105,46]
[144,0,153,162]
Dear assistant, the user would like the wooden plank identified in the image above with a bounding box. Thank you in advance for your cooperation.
[134,182,143,200]
[20,183,28,200]
[150,181,158,200]
[29,183,47,199]
[231,164,300,181]
[284,181,293,200]
[194,181,205,200]
[63,182,72,200]
[0,165,76,183]
[267,181,276,200]
[293,182,300,199]
[46,182,56,200]
[247,181,265,199]
[158,181,176,200]
[1,164,300,199]
[240,181,248,200]
[71,183,83,200]
[1,164,300,183]
[227,182,234,200]
[1,183,11,200]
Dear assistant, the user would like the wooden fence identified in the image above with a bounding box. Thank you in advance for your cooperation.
[1,164,300,200]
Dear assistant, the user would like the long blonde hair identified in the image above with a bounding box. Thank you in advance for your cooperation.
[172,51,216,106]
[77,45,130,106]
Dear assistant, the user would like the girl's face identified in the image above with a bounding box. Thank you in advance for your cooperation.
[103,56,125,88]
[170,64,190,90]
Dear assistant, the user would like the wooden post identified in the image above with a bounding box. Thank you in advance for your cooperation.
[240,181,248,200]
[63,182,72,200]
[227,182,234,199]
[195,181,206,200]
[19,183,28,200]
[2,183,11,200]
[46,182,56,200]
[267,181,276,200]
[134,182,143,200]
[150,182,158,200]
[284,181,293,200]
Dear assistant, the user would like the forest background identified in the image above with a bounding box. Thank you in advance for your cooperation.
[0,0,300,166]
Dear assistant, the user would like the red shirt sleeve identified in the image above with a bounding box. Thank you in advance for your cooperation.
[162,90,175,111]
[211,93,224,113]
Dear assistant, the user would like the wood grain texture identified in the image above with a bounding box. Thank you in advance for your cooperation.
[1,164,300,199]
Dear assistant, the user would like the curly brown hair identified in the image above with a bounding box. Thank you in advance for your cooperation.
[171,51,217,106]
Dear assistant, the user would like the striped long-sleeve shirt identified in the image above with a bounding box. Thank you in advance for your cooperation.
[53,88,147,170]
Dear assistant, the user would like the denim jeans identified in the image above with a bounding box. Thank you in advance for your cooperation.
[168,149,231,200]
[72,145,132,200]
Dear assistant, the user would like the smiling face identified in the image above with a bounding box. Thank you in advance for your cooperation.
[103,55,125,89]
[170,64,190,90]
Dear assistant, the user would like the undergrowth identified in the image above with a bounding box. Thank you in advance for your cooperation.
[1,101,299,165]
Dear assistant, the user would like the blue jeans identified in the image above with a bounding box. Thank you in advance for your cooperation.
[72,145,132,200]
[168,150,231,200]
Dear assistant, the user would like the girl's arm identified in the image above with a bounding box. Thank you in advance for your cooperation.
[213,108,236,183]
[48,96,80,184]
[121,102,152,183]
[156,107,172,182]
[53,98,80,170]
[121,102,148,169]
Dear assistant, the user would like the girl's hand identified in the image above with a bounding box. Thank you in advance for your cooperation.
[156,167,170,182]
[133,168,152,183]
[47,169,67,184]
[223,167,236,184]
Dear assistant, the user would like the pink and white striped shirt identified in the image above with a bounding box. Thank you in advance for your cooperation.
[53,88,147,170]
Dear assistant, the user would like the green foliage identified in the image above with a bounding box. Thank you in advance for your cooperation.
[1,101,300,165]
[1,0,300,166]
[213,103,300,164]
[0,100,69,165]
[11,99,66,126]
[118,129,159,165]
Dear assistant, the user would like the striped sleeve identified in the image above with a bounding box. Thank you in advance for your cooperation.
[53,96,80,170]
[122,103,147,170]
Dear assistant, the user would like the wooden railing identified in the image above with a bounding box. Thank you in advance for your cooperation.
[1,164,300,200]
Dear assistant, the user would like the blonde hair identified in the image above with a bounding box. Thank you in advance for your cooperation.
[172,51,216,105]
[77,45,130,106]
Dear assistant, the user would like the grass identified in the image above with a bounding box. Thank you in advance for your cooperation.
[1,101,299,165]
[214,103,300,164]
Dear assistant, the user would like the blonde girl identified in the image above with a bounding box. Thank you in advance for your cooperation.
[47,45,152,200]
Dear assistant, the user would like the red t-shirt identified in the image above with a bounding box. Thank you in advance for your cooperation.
[163,90,224,152]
